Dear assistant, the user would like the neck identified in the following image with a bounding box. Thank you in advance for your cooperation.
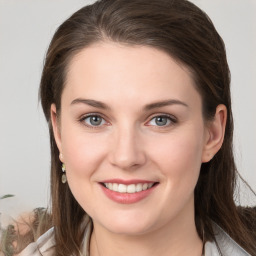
[90,200,203,256]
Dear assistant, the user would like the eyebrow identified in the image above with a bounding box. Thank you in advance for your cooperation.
[144,99,188,111]
[70,98,188,111]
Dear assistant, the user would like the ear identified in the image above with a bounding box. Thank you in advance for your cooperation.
[201,104,227,163]
[51,104,63,160]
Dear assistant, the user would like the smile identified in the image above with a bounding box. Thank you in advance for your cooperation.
[100,180,159,204]
[103,183,154,193]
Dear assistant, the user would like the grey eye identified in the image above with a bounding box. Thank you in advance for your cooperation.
[84,115,106,127]
[155,116,169,126]
[148,115,174,127]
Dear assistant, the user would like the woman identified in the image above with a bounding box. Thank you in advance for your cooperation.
[2,0,255,255]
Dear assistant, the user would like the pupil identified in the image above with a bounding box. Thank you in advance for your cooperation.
[156,116,167,126]
[90,116,101,126]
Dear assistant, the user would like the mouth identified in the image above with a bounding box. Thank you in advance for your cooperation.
[99,179,159,204]
[100,181,159,194]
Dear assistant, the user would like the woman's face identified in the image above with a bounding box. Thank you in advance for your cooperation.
[52,42,213,235]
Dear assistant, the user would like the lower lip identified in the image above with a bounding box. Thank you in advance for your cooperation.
[100,184,157,204]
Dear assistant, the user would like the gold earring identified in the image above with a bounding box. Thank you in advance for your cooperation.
[61,163,67,184]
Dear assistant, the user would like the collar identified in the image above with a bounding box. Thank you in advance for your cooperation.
[19,218,251,256]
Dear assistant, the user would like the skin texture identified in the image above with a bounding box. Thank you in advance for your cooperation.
[51,42,227,256]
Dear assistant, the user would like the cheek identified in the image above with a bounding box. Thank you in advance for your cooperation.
[150,126,204,184]
[60,124,107,178]
[145,127,204,223]
[156,140,201,164]
[60,126,109,213]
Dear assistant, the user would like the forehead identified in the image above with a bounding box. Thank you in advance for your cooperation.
[63,42,201,111]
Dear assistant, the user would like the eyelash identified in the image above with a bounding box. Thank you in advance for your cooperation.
[79,113,177,130]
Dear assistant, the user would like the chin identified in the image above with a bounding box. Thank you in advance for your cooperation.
[107,223,152,236]
[97,212,158,236]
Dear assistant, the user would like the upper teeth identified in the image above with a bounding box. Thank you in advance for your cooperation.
[104,183,154,193]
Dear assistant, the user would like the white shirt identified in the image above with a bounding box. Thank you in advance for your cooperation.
[18,221,251,256]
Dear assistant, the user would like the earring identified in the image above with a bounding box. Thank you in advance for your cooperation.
[61,163,67,184]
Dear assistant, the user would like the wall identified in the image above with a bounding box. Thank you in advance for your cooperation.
[0,0,255,220]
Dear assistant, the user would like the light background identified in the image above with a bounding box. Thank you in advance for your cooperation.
[0,0,255,219]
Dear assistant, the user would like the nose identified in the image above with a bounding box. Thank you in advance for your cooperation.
[108,125,146,170]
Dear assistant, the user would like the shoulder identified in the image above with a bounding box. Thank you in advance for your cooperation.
[16,228,55,256]
[17,217,93,256]
[205,222,251,256]
[0,208,53,255]
[16,227,55,256]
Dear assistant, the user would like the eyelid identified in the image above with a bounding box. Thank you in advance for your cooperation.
[79,113,109,129]
[79,112,177,129]
[145,113,177,128]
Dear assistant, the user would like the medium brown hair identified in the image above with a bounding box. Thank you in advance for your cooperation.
[38,0,256,255]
